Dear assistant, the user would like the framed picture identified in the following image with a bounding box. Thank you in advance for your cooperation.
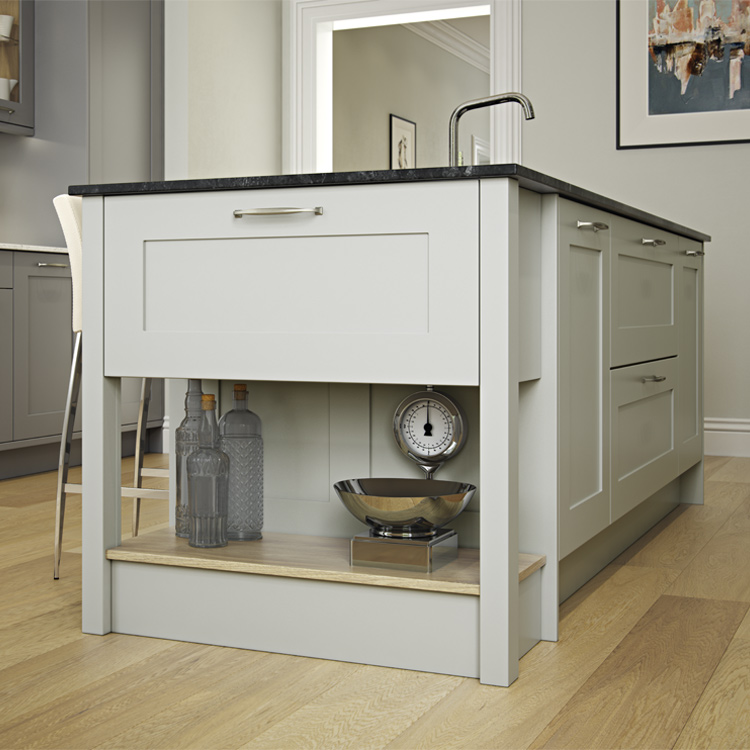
[618,0,750,148]
[390,115,416,169]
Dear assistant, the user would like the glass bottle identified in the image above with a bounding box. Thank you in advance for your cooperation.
[218,384,264,541]
[187,394,229,548]
[174,379,203,538]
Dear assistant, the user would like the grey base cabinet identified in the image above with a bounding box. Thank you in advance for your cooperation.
[0,249,164,475]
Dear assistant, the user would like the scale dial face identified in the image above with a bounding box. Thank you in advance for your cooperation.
[393,390,467,466]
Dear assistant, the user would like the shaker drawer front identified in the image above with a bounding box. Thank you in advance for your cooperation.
[611,217,679,367]
[611,358,678,522]
[104,181,480,385]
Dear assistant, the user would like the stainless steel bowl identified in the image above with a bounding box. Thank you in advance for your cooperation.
[333,478,476,538]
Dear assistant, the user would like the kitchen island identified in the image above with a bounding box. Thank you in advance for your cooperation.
[71,165,708,687]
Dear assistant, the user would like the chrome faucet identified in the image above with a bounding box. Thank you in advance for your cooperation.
[448,92,535,167]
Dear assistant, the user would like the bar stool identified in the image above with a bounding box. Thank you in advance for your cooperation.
[52,194,169,579]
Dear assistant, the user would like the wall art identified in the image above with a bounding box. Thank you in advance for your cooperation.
[618,0,750,148]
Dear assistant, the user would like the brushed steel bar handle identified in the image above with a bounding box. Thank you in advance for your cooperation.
[642,238,667,246]
[641,375,667,383]
[577,221,609,232]
[0,105,15,114]
[233,206,323,218]
[37,262,69,268]
[685,249,706,256]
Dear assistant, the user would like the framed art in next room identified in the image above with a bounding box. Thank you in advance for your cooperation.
[390,115,416,169]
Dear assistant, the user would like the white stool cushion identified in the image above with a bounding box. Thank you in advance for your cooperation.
[53,194,83,334]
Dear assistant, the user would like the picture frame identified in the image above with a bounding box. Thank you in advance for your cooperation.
[390,115,416,169]
[617,0,750,149]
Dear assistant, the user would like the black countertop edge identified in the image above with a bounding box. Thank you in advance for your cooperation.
[69,164,711,243]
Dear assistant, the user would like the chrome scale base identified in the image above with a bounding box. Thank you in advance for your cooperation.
[350,529,458,573]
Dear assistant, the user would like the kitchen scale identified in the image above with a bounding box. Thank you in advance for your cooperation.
[338,387,473,573]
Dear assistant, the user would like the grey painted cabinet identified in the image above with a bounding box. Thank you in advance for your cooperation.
[0,251,12,443]
[12,251,74,440]
[1,250,164,460]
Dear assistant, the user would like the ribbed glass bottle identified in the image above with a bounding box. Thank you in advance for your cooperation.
[218,384,264,541]
[174,379,203,538]
[187,394,229,548]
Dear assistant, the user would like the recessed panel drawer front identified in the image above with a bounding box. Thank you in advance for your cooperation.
[104,181,479,384]
[611,217,679,367]
[611,358,679,522]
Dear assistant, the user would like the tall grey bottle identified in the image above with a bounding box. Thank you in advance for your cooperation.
[174,379,203,538]
[187,394,229,548]
[218,384,264,540]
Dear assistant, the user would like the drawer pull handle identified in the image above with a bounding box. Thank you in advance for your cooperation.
[233,207,324,218]
[577,221,609,232]
[685,249,705,256]
[0,105,15,115]
[642,238,666,247]
[36,262,69,269]
[641,375,667,383]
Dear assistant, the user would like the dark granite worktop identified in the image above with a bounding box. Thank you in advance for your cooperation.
[69,165,711,243]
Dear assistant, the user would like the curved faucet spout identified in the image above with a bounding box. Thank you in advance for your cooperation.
[448,92,535,167]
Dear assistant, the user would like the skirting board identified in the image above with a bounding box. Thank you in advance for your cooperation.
[705,418,750,458]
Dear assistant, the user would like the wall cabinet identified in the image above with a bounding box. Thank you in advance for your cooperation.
[557,199,703,557]
[0,0,34,136]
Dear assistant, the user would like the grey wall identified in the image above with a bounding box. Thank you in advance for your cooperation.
[0,0,157,248]
[520,0,747,429]
[0,0,88,247]
[332,23,489,171]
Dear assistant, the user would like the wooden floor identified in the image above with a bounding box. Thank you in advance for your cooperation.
[1,455,749,749]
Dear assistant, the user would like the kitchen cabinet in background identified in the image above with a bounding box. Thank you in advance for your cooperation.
[0,247,164,478]
[0,0,34,136]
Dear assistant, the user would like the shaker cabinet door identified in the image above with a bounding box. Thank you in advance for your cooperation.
[677,238,703,472]
[558,200,611,559]
[0,289,12,443]
[12,252,73,441]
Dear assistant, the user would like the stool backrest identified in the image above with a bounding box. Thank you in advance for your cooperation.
[53,194,83,334]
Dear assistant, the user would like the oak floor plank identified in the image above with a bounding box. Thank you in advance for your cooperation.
[387,565,679,750]
[736,609,750,641]
[674,636,750,749]
[95,655,361,750]
[703,454,734,480]
[241,666,463,750]
[667,496,750,601]
[0,642,253,749]
[614,481,750,571]
[706,456,750,484]
[529,595,749,749]
[0,634,176,724]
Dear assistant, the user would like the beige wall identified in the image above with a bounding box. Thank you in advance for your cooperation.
[187,0,282,178]
[332,23,489,171]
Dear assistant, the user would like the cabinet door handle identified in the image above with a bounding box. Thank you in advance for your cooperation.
[577,221,609,232]
[641,238,667,247]
[233,207,324,218]
[641,375,667,383]
[685,249,705,256]
[36,262,69,268]
[0,105,15,115]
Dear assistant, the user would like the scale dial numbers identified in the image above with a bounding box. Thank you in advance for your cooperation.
[393,390,467,467]
[401,400,454,457]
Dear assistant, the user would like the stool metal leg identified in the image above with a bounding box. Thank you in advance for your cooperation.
[54,331,82,579]
[132,377,153,537]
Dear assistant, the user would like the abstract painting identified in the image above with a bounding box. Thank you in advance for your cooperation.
[390,115,416,169]
[618,0,750,147]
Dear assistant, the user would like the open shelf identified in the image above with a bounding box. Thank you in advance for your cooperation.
[107,528,546,596]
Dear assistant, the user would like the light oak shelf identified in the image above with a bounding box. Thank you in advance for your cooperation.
[106,528,546,596]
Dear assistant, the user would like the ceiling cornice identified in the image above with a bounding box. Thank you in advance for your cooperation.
[403,20,490,75]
